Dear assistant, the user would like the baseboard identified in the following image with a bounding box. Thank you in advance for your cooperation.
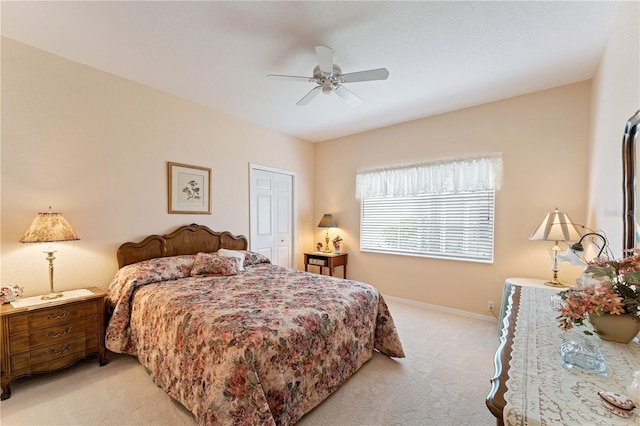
[383,294,498,323]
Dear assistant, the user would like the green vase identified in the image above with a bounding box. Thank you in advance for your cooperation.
[589,313,640,343]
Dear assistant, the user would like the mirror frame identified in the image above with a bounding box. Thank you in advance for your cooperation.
[622,110,640,252]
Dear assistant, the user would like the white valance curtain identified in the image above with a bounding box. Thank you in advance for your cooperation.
[355,153,503,199]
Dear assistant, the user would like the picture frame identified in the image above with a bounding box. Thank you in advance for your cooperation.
[168,162,212,214]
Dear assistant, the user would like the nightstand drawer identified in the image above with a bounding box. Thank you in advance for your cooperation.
[9,318,96,353]
[7,300,99,333]
[10,334,97,371]
[308,257,327,266]
[31,300,98,329]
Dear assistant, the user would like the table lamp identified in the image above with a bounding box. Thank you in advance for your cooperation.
[529,207,581,287]
[20,208,80,299]
[317,213,337,253]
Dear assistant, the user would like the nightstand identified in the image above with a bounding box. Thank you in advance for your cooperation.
[304,252,348,279]
[0,287,108,400]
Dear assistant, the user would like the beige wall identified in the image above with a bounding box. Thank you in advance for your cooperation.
[2,1,637,317]
[589,0,640,256]
[315,82,591,315]
[1,38,316,297]
[313,1,639,317]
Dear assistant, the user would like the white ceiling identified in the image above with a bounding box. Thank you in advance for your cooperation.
[1,1,621,142]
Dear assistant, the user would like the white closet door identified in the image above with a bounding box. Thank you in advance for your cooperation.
[250,166,294,268]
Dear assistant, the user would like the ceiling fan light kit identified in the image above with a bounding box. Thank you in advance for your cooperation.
[267,45,389,107]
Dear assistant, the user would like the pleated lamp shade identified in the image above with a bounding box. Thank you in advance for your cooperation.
[20,210,80,243]
[317,214,337,228]
[529,208,581,242]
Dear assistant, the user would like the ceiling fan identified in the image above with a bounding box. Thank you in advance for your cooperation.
[266,45,389,107]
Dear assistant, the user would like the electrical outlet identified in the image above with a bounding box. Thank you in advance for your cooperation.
[488,301,495,312]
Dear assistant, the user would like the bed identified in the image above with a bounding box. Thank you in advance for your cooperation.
[105,224,405,425]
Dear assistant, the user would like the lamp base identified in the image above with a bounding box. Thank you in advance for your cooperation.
[41,292,63,300]
[324,230,331,253]
[544,280,568,288]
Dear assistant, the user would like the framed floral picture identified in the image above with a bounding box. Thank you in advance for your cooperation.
[168,162,212,214]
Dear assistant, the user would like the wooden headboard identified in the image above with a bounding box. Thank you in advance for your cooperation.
[117,224,248,268]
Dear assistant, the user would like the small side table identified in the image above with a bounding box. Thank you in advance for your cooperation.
[304,252,348,279]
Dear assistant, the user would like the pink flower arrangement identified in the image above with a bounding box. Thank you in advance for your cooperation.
[557,284,625,331]
[1,285,24,304]
[332,235,343,250]
[557,248,640,332]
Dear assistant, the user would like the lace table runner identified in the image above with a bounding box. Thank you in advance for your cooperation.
[504,285,640,425]
[10,288,94,309]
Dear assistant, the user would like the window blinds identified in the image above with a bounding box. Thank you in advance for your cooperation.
[357,154,501,263]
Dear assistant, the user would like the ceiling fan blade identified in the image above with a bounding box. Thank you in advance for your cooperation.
[334,85,363,107]
[315,45,334,74]
[296,86,322,106]
[267,74,315,82]
[342,68,390,83]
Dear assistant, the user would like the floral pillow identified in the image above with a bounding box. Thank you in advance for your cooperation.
[237,250,271,267]
[217,248,245,272]
[107,255,196,308]
[191,252,239,276]
[116,255,195,286]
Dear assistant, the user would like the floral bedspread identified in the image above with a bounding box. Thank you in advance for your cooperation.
[105,254,404,425]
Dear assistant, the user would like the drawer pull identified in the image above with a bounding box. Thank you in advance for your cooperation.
[44,327,72,338]
[47,344,71,356]
[45,310,70,320]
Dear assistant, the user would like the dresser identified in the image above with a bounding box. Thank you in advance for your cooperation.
[497,277,549,326]
[0,287,108,400]
[487,279,640,425]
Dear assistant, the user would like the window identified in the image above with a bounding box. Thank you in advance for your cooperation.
[360,190,495,262]
[356,154,501,263]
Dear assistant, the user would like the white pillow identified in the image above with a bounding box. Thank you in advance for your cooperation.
[218,248,245,272]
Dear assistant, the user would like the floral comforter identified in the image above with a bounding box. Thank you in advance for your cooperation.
[105,253,404,425]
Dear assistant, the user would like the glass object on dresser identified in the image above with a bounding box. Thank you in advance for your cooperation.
[559,339,608,376]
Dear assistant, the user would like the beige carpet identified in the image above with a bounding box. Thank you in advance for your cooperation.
[0,298,499,426]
